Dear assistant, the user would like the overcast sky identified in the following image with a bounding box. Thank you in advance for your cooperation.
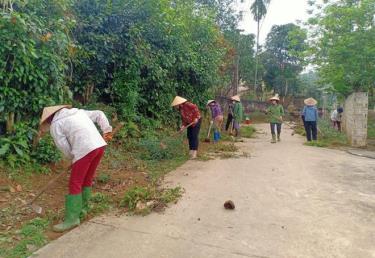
[236,0,310,44]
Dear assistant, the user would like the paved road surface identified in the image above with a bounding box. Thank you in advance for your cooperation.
[34,124,375,258]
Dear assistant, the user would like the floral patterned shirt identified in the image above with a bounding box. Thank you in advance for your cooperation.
[179,102,201,127]
[209,103,223,119]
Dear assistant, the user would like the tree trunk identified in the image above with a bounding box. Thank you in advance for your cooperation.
[254,19,260,100]
[83,84,95,104]
[6,112,15,133]
[283,80,289,103]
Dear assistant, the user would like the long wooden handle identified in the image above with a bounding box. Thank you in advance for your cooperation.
[29,168,68,205]
[207,122,213,138]
[173,122,195,137]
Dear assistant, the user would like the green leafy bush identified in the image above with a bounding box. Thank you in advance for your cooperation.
[31,136,61,164]
[0,123,34,167]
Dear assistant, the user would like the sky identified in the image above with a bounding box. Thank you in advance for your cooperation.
[236,0,311,44]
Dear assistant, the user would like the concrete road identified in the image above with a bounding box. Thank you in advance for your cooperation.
[34,124,375,258]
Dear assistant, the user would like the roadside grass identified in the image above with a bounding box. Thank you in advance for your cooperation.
[240,125,256,138]
[368,111,375,139]
[303,119,348,148]
[0,218,49,258]
[120,186,183,215]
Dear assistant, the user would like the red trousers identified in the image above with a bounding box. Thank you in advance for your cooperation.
[69,146,105,194]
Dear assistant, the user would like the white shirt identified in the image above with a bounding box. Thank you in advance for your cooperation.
[50,108,112,163]
[330,110,341,122]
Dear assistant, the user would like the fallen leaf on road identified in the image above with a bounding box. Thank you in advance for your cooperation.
[16,185,22,192]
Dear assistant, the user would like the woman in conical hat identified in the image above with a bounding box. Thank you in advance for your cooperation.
[302,97,318,141]
[171,96,201,159]
[206,100,223,142]
[39,105,113,232]
[266,94,284,143]
[230,95,243,137]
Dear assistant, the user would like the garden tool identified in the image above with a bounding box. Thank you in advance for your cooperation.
[28,167,69,214]
[160,122,195,150]
[27,122,124,214]
[229,120,234,135]
[204,121,214,143]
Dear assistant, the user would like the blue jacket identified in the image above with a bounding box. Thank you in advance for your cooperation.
[302,106,318,122]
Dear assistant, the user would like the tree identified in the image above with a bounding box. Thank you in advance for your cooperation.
[0,0,72,133]
[309,0,375,96]
[71,0,229,123]
[262,23,307,98]
[238,34,256,85]
[250,0,270,94]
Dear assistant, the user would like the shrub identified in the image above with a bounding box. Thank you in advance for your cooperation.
[31,135,61,164]
[0,123,34,167]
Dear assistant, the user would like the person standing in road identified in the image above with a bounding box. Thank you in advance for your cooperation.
[39,105,113,232]
[231,95,243,138]
[330,107,344,132]
[225,99,234,132]
[302,98,319,141]
[171,96,201,159]
[266,95,284,143]
[207,100,224,142]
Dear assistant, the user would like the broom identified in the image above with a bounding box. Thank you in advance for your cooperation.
[204,121,213,143]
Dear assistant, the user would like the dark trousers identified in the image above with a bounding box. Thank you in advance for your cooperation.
[270,123,281,135]
[305,121,317,141]
[187,119,201,150]
[333,121,341,132]
[225,113,233,131]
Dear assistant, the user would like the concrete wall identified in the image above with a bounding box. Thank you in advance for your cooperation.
[343,92,369,147]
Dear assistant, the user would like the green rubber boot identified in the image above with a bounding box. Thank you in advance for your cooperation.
[271,134,276,143]
[81,187,92,218]
[53,194,81,233]
[277,134,281,142]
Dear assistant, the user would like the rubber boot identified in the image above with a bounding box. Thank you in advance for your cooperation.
[191,150,197,159]
[53,194,82,233]
[277,134,281,142]
[81,187,92,218]
[271,134,276,143]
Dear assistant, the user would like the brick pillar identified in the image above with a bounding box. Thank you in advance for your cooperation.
[343,92,368,147]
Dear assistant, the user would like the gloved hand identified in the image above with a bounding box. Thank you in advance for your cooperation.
[103,132,113,142]
[210,120,214,125]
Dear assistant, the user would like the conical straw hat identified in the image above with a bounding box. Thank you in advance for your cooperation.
[269,94,280,102]
[231,95,240,102]
[206,100,215,106]
[40,105,71,126]
[171,96,187,107]
[304,97,317,106]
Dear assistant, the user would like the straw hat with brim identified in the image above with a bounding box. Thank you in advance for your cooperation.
[231,95,240,102]
[171,96,187,107]
[206,100,215,106]
[269,95,280,102]
[39,105,71,130]
[304,98,317,106]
